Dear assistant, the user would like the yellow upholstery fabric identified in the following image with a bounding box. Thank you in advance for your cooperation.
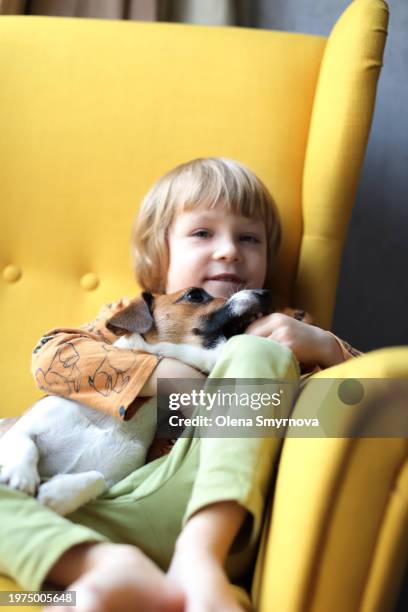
[0,14,326,416]
[253,347,408,612]
[294,0,389,329]
[2,2,404,611]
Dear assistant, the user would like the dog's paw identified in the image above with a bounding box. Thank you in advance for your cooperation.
[37,472,106,516]
[37,479,78,515]
[202,345,225,373]
[0,462,40,496]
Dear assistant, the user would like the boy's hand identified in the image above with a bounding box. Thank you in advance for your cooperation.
[140,357,207,397]
[244,313,343,368]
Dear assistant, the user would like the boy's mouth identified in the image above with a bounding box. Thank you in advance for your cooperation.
[206,274,245,284]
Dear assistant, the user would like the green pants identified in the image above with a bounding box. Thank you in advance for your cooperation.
[0,335,299,595]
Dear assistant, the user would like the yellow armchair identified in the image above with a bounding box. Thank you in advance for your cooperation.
[2,1,406,610]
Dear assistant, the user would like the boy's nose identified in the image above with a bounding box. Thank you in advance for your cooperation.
[213,240,241,261]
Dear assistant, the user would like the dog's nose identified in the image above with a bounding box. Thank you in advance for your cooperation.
[252,289,272,311]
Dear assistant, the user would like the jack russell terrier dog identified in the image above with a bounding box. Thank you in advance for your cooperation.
[0,287,271,515]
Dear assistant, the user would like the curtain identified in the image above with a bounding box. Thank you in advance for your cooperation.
[0,0,251,25]
[168,0,250,26]
[0,0,25,13]
[0,0,162,20]
[168,0,234,24]
[26,0,157,20]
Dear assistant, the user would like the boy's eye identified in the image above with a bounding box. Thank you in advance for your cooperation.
[192,230,210,238]
[191,231,260,243]
[241,234,260,243]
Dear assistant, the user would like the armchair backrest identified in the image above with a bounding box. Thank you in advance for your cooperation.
[0,0,388,415]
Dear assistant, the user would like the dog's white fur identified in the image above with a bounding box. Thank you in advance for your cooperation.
[0,290,261,514]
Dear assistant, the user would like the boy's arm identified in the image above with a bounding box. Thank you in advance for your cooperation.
[325,332,363,360]
[174,500,246,563]
[31,297,160,421]
[299,331,363,375]
[281,307,363,363]
[31,297,207,421]
[168,500,248,611]
[139,357,207,397]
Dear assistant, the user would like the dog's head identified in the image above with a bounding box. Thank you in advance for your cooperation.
[106,287,272,349]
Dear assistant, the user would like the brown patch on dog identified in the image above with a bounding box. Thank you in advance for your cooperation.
[144,292,225,346]
[106,289,226,347]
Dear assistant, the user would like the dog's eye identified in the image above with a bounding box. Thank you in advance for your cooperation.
[183,288,210,303]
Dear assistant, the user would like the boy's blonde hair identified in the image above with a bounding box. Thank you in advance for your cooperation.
[131,157,282,294]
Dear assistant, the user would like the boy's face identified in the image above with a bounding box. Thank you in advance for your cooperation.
[166,206,267,298]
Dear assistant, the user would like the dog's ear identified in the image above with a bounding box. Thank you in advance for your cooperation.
[106,294,155,336]
[141,291,154,316]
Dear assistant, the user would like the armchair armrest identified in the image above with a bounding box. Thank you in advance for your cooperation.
[253,347,408,612]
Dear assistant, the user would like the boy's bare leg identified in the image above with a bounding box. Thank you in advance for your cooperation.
[168,501,247,611]
[46,542,184,612]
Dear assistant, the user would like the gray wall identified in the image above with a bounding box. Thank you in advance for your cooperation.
[251,0,408,352]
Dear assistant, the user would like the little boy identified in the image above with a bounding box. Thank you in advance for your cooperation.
[0,157,361,611]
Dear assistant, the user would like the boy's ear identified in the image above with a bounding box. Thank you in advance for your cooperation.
[106,293,155,336]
